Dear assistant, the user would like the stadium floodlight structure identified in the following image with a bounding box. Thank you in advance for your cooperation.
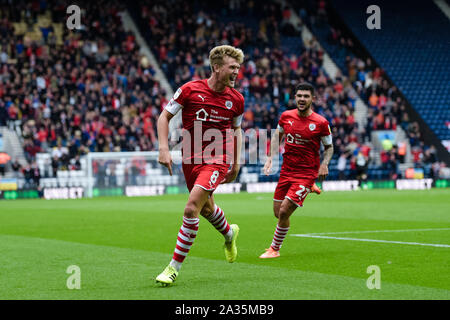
[85,151,183,198]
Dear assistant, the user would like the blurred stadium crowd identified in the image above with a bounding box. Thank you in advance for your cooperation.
[0,0,165,176]
[0,0,448,184]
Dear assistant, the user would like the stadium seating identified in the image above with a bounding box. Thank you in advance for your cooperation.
[287,0,447,179]
[330,0,450,143]
[1,0,446,184]
[129,0,373,180]
[0,0,164,175]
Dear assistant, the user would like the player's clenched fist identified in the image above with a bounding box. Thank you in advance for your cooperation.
[221,165,240,184]
[318,163,328,182]
[263,157,273,176]
[158,149,173,176]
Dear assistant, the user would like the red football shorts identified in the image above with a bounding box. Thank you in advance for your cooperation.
[273,176,315,207]
[182,163,229,192]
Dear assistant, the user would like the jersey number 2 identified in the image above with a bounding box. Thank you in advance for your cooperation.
[295,185,310,199]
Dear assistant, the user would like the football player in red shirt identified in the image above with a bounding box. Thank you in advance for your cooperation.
[156,45,244,285]
[259,82,334,258]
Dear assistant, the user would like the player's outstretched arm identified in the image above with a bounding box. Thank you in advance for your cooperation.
[318,144,334,182]
[264,128,284,176]
[157,109,175,176]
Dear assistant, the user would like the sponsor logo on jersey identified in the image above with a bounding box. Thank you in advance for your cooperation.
[225,100,233,109]
[196,108,209,121]
[198,94,206,102]
[288,120,294,126]
[286,133,310,145]
[309,123,316,131]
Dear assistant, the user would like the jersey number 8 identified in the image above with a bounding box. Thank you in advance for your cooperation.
[210,171,220,185]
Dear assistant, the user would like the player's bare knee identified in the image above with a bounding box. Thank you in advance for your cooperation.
[184,204,199,218]
[274,210,280,219]
[273,202,281,219]
[278,207,293,222]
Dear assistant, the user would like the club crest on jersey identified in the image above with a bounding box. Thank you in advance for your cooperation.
[225,101,233,109]
[309,123,316,131]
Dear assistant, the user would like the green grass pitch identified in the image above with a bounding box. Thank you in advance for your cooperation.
[0,189,449,300]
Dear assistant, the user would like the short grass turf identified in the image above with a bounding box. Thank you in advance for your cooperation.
[0,189,449,299]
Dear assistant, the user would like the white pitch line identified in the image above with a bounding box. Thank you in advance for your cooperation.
[290,234,450,248]
[302,228,450,236]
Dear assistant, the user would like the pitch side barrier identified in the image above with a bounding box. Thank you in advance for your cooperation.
[0,179,449,200]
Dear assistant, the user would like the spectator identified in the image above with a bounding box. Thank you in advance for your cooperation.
[22,164,33,188]
[387,151,399,179]
[349,155,357,179]
[11,159,21,177]
[70,155,82,171]
[356,151,368,183]
[337,152,347,180]
[51,155,59,177]
[31,162,41,187]
[438,163,450,179]
[0,103,8,126]
[0,152,11,176]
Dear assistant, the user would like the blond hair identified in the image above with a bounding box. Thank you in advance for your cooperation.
[209,45,244,73]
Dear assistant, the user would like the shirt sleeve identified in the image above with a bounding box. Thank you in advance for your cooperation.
[164,84,190,115]
[277,113,285,133]
[320,121,333,145]
[277,124,284,133]
[165,97,182,115]
[233,114,243,127]
[232,94,245,127]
